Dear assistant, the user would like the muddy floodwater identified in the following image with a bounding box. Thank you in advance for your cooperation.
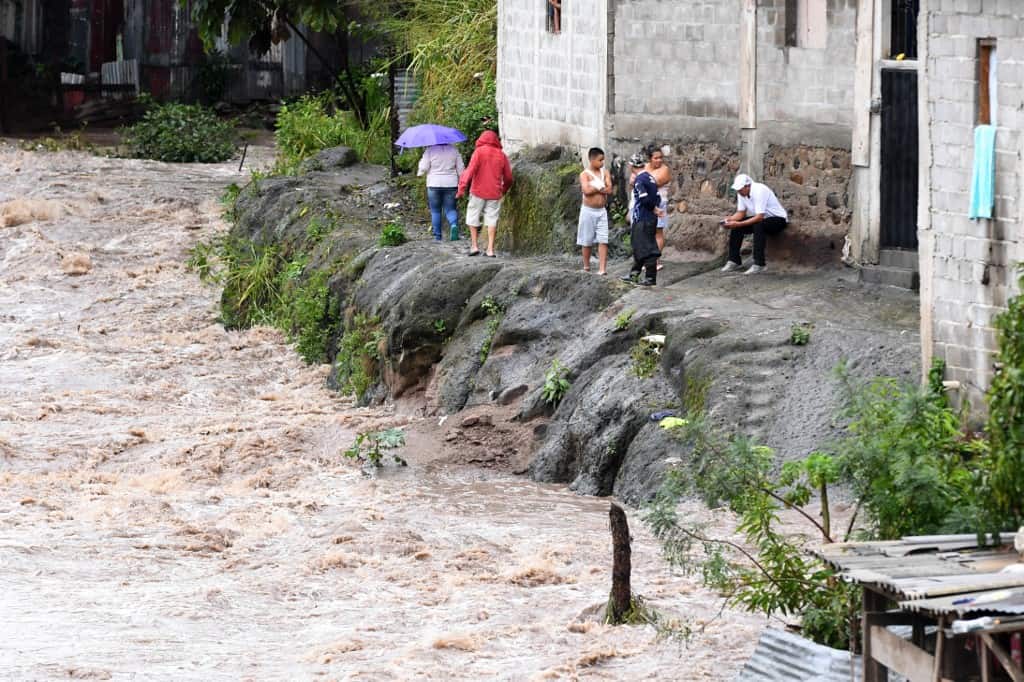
[0,144,762,680]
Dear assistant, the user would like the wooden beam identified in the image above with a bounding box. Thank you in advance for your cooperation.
[739,0,756,129]
[933,617,946,682]
[863,589,889,682]
[869,625,935,681]
[852,0,875,166]
[981,633,1024,682]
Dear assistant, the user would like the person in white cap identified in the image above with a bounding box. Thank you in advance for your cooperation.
[720,174,788,274]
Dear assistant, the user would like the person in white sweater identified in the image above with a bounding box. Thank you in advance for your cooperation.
[418,143,465,241]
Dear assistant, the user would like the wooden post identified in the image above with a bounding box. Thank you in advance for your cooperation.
[932,617,946,682]
[863,588,888,682]
[0,38,8,134]
[607,502,632,624]
[852,0,875,166]
[739,0,757,129]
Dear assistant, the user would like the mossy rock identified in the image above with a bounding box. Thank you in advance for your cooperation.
[498,150,581,256]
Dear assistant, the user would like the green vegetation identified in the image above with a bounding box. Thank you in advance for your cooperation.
[790,323,812,346]
[379,221,408,247]
[683,373,712,416]
[644,417,860,650]
[541,360,571,406]
[274,92,391,173]
[478,295,506,363]
[630,339,660,379]
[333,313,385,401]
[344,428,407,467]
[645,357,987,651]
[985,266,1024,532]
[613,309,635,332]
[20,126,95,153]
[433,319,447,336]
[121,103,236,163]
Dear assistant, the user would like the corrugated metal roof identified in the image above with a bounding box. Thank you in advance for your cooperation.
[736,628,861,682]
[817,533,1024,619]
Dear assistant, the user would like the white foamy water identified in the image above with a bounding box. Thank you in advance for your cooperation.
[0,143,761,680]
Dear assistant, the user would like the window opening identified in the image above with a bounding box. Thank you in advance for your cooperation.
[546,0,562,35]
[890,0,920,60]
[785,0,826,49]
[978,39,998,126]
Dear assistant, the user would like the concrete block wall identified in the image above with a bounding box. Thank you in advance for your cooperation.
[754,0,857,147]
[497,0,607,151]
[924,2,1024,411]
[611,0,739,142]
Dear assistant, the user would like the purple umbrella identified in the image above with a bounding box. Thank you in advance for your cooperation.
[394,124,467,149]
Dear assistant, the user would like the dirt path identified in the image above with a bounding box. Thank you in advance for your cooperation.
[0,143,761,680]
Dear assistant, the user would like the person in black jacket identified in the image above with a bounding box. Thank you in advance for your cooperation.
[621,153,664,286]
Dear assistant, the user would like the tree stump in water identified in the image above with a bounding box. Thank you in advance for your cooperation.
[606,501,632,624]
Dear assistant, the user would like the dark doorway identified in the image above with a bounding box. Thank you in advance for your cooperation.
[880,68,919,250]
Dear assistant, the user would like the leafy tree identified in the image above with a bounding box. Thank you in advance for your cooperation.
[184,0,382,126]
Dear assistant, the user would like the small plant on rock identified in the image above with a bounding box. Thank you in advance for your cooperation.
[479,295,507,363]
[631,339,661,379]
[344,428,407,467]
[379,221,407,247]
[613,309,635,332]
[433,319,447,336]
[790,323,812,346]
[542,359,571,406]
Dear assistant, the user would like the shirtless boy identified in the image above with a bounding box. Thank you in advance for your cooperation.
[577,147,613,274]
[645,147,672,270]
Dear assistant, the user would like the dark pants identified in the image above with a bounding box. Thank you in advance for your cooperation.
[427,186,458,240]
[728,217,788,266]
[630,214,660,283]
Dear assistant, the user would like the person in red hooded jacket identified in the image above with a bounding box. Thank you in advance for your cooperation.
[456,130,514,258]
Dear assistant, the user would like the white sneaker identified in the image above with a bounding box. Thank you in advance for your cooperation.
[744,264,766,275]
[721,261,741,273]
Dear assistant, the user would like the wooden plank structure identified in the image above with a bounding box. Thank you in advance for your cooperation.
[819,533,1024,681]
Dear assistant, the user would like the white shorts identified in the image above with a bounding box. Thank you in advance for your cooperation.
[656,191,668,229]
[466,195,503,227]
[577,205,609,246]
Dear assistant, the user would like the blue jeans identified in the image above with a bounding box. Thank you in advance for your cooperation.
[427,186,458,240]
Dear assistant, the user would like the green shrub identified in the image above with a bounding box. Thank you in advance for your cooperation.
[790,323,811,346]
[542,359,571,406]
[831,361,984,538]
[631,339,660,378]
[985,266,1024,532]
[478,295,506,363]
[277,269,340,364]
[344,428,406,467]
[274,93,391,173]
[379,221,407,247]
[613,309,635,332]
[121,103,236,163]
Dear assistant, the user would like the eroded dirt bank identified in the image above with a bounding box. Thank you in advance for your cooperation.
[0,144,762,680]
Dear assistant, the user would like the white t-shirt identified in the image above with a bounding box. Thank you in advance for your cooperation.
[737,182,788,221]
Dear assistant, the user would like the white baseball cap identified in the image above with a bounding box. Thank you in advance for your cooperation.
[731,174,753,191]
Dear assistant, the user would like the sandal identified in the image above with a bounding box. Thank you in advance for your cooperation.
[486,253,497,258]
[468,250,480,257]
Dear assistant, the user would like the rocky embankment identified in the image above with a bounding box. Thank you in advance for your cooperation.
[224,146,920,503]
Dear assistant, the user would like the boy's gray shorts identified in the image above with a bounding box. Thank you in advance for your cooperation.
[577,206,609,246]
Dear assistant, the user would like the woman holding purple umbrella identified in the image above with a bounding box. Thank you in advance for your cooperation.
[397,124,469,242]
[418,143,464,241]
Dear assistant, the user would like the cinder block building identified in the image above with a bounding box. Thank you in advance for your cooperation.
[916,1,1023,411]
[497,0,1024,413]
[497,0,860,264]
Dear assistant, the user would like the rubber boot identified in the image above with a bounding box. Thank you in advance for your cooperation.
[450,225,459,241]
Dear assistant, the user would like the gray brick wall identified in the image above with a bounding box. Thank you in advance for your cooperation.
[611,0,855,137]
[498,0,606,149]
[926,3,1024,409]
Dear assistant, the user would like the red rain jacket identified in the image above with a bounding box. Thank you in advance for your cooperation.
[457,130,514,201]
